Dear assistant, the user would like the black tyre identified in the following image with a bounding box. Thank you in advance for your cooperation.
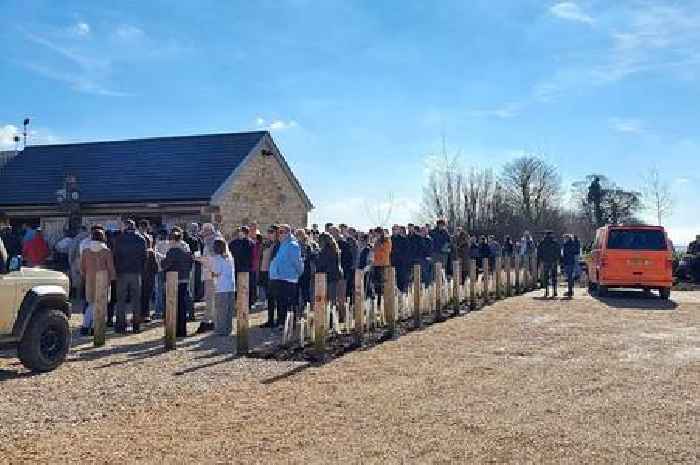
[595,284,608,297]
[18,309,71,372]
[588,281,596,294]
[659,287,671,300]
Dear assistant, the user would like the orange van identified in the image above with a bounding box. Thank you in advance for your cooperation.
[588,225,673,299]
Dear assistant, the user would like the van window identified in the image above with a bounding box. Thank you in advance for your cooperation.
[606,229,667,251]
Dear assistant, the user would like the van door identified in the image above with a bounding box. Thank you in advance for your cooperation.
[590,229,604,283]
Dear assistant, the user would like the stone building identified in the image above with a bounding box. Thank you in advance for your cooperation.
[0,131,313,242]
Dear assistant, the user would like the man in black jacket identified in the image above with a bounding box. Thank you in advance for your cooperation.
[161,229,193,337]
[537,231,561,298]
[229,226,255,305]
[113,220,147,333]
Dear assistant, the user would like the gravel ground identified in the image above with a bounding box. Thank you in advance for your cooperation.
[1,288,698,464]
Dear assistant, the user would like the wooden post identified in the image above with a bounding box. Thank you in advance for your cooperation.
[412,264,421,328]
[164,271,178,351]
[434,262,443,321]
[452,260,461,315]
[93,270,108,347]
[384,267,397,336]
[494,256,502,300]
[505,255,512,297]
[314,273,327,352]
[235,272,250,354]
[353,270,364,345]
[469,259,477,310]
[514,254,521,294]
[531,254,538,290]
[483,259,490,304]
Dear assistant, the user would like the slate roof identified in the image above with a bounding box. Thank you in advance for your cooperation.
[0,131,269,206]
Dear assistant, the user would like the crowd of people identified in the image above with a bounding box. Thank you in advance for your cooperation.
[0,217,585,338]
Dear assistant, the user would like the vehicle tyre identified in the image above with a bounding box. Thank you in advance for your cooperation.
[595,284,608,297]
[659,287,671,300]
[587,281,596,294]
[17,309,71,372]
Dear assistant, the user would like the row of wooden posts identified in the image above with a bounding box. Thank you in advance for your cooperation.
[90,253,542,354]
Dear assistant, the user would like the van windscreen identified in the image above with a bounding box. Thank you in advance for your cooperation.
[606,229,667,250]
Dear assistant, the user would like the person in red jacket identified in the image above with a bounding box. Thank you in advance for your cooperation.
[22,228,50,267]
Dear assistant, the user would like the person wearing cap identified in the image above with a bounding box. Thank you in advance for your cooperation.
[537,230,561,298]
[113,220,147,333]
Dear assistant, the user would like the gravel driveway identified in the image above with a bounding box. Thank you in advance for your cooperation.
[1,289,697,464]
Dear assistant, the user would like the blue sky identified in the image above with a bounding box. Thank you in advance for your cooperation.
[1,0,698,243]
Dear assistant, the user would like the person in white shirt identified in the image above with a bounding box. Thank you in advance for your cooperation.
[210,239,236,336]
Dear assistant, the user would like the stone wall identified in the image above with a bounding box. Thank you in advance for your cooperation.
[214,151,309,237]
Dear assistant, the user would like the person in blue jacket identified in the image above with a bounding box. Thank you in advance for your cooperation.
[269,224,304,325]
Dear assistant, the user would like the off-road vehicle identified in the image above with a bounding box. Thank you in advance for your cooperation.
[0,259,72,372]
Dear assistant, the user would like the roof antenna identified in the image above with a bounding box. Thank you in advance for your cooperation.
[23,117,30,148]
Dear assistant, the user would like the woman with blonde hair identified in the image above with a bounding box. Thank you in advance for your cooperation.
[80,228,116,336]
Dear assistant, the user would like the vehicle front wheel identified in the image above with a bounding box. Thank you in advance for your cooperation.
[17,309,71,372]
[659,287,671,300]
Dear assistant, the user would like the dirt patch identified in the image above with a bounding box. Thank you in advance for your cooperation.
[1,289,698,464]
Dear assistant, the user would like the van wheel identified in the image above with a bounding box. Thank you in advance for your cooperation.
[595,285,608,297]
[659,287,671,300]
[587,281,596,294]
[17,309,71,372]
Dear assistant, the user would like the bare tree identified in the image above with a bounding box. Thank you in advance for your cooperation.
[642,167,674,226]
[500,155,561,229]
[364,192,395,228]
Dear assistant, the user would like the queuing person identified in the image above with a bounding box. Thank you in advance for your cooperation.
[79,228,116,336]
[113,220,147,333]
[338,224,358,301]
[141,240,158,323]
[196,223,222,333]
[161,229,193,337]
[478,236,491,271]
[561,234,578,298]
[260,226,279,327]
[488,236,501,269]
[0,224,21,269]
[153,230,170,319]
[185,223,204,303]
[520,230,535,257]
[537,231,561,298]
[430,219,451,270]
[268,224,304,324]
[372,228,392,306]
[503,236,514,257]
[316,232,342,308]
[210,239,236,336]
[229,226,255,306]
[22,227,50,267]
[250,227,262,306]
[296,229,318,308]
[455,230,470,282]
[138,220,154,248]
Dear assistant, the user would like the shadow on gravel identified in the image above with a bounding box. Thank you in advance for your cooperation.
[0,368,42,382]
[592,289,678,311]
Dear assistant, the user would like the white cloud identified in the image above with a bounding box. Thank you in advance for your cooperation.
[549,2,594,25]
[465,103,520,119]
[71,22,91,37]
[114,24,145,41]
[23,30,131,97]
[0,124,63,149]
[0,125,20,149]
[255,117,298,131]
[608,117,644,134]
